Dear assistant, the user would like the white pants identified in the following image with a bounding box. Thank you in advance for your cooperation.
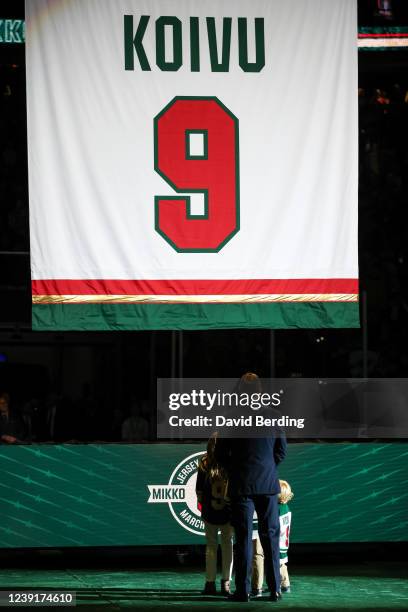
[252,537,264,590]
[252,537,290,590]
[204,522,234,581]
[280,562,290,587]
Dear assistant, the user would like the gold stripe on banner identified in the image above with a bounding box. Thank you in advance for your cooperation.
[358,38,408,48]
[33,294,359,305]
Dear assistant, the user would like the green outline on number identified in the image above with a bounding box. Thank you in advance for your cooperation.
[153,96,240,253]
[185,129,208,160]
[155,194,211,252]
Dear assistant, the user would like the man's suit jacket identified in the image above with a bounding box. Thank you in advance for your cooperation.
[216,436,287,497]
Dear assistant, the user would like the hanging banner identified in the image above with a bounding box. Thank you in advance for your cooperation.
[26,0,359,330]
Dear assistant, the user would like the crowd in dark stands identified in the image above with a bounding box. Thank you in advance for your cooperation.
[0,388,152,444]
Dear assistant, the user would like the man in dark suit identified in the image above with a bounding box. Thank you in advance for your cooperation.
[216,374,287,602]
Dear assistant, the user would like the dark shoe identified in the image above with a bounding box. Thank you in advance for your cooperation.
[269,592,282,602]
[251,588,263,598]
[220,580,231,596]
[281,585,291,593]
[228,592,250,602]
[202,581,216,595]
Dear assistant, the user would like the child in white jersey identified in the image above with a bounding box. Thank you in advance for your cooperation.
[251,479,294,596]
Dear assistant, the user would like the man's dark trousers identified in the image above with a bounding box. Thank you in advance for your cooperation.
[232,494,280,595]
[215,433,287,596]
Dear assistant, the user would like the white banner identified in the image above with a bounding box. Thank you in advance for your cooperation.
[26,0,358,330]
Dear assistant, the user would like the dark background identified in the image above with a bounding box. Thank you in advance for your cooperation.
[1,1,408,442]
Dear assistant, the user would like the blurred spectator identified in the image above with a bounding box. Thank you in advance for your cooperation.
[375,88,390,106]
[77,382,97,441]
[21,398,39,442]
[110,407,124,441]
[45,391,78,442]
[0,391,25,444]
[375,0,393,20]
[121,399,149,441]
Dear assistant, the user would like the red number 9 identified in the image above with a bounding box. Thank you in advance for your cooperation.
[154,97,240,252]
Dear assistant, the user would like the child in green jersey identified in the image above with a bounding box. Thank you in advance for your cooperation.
[278,480,294,592]
[251,479,294,596]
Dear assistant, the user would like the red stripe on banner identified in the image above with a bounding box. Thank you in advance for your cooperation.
[32,279,359,296]
[358,33,408,38]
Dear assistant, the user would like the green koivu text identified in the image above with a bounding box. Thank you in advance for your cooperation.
[124,15,265,72]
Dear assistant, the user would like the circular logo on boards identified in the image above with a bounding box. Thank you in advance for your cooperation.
[147,451,205,536]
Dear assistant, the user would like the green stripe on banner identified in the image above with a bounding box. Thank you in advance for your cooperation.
[359,26,408,34]
[32,302,360,330]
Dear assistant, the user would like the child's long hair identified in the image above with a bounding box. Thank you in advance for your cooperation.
[199,432,227,482]
[278,479,294,504]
